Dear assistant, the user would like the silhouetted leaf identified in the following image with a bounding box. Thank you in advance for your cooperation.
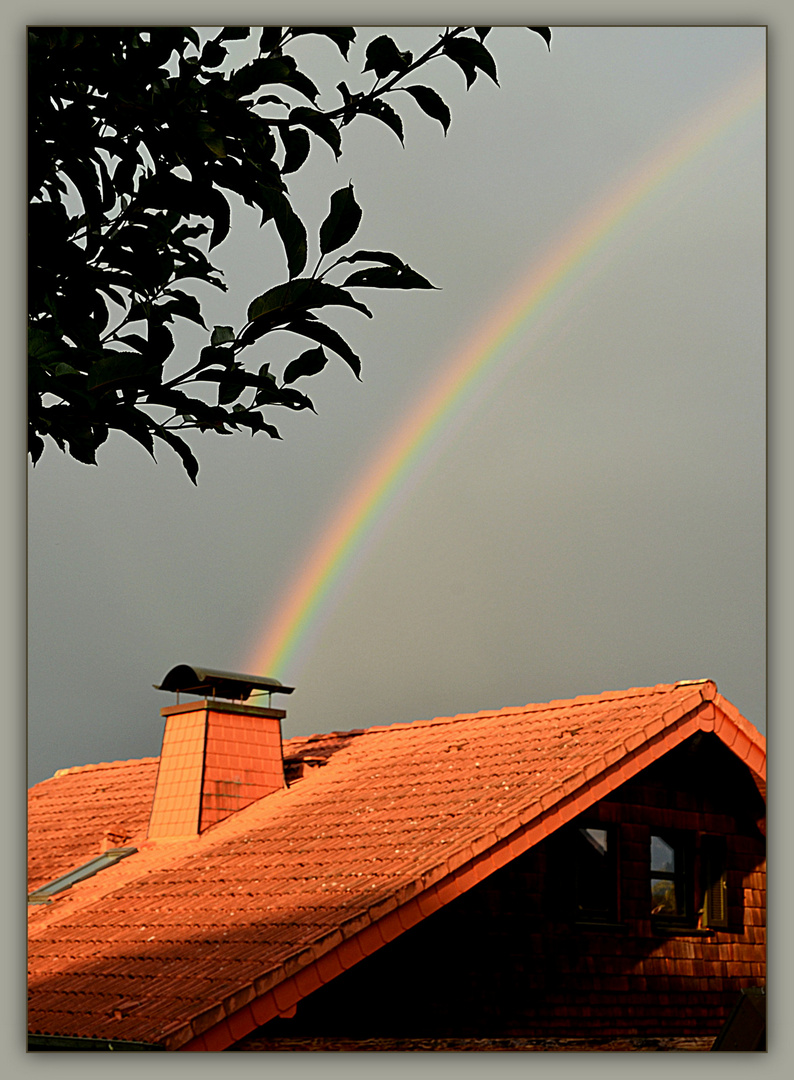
[303,281,373,317]
[204,136,227,159]
[218,27,251,43]
[280,126,310,174]
[228,409,282,438]
[443,36,499,86]
[108,405,155,457]
[29,428,45,464]
[342,265,437,290]
[249,278,372,323]
[319,184,362,255]
[248,279,313,323]
[67,159,103,253]
[218,374,247,405]
[289,106,342,158]
[283,346,329,384]
[28,325,66,364]
[196,345,228,370]
[251,381,314,411]
[199,368,285,393]
[147,388,214,418]
[338,250,404,267]
[232,57,297,98]
[116,334,150,355]
[401,85,451,133]
[288,27,356,58]
[86,353,156,392]
[363,35,412,79]
[258,27,283,53]
[61,428,105,465]
[259,189,308,277]
[208,189,232,250]
[281,58,321,104]
[211,325,236,345]
[253,93,288,107]
[153,426,199,483]
[285,318,361,377]
[149,325,176,363]
[163,290,208,328]
[528,27,552,50]
[201,39,227,68]
[358,98,404,144]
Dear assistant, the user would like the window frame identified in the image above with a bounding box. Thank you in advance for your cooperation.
[699,833,729,929]
[650,830,694,928]
[570,822,621,926]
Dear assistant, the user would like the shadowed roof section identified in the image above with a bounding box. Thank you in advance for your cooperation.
[27,680,765,1051]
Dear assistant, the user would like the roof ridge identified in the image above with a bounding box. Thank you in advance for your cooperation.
[48,756,160,780]
[33,684,716,773]
[282,681,715,746]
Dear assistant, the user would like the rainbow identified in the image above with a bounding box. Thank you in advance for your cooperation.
[248,62,764,682]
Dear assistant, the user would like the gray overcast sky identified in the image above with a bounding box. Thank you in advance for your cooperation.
[26,22,766,785]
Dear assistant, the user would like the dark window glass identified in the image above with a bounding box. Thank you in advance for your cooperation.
[573,826,618,922]
[650,833,690,921]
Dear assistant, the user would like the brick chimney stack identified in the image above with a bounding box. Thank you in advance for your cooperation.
[148,700,286,839]
[148,666,293,840]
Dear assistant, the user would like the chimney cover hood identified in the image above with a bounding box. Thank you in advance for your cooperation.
[154,665,294,702]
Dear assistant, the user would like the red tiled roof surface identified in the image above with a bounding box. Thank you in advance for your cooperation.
[27,758,160,892]
[27,680,765,1051]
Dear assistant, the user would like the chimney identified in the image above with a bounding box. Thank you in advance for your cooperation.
[147,666,294,840]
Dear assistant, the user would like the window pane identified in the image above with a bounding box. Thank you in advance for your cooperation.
[651,834,675,873]
[580,827,608,855]
[574,826,615,920]
[651,877,679,915]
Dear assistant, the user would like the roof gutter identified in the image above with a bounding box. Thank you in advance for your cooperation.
[28,1034,165,1051]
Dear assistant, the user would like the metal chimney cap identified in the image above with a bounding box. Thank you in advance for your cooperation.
[154,665,294,701]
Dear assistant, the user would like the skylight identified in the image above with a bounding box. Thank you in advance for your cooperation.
[28,847,137,904]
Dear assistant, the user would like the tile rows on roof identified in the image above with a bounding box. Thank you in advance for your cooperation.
[49,756,160,779]
[28,758,160,892]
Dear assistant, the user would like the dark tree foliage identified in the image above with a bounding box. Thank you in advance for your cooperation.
[29,25,551,482]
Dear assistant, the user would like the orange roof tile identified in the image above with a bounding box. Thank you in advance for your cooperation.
[27,681,765,1050]
[27,757,159,892]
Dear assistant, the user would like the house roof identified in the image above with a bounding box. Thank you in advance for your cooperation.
[27,756,160,893]
[27,680,765,1051]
